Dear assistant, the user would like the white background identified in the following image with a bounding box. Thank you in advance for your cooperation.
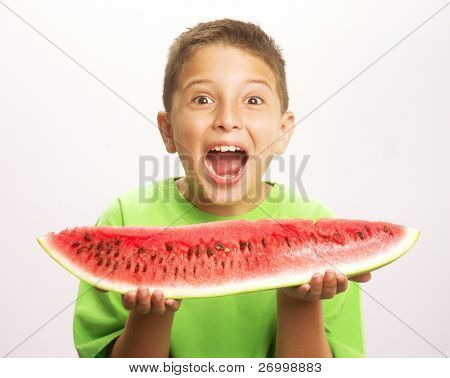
[0,0,449,357]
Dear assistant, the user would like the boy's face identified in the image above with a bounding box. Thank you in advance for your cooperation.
[158,42,294,211]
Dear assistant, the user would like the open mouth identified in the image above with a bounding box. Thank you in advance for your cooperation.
[204,144,249,185]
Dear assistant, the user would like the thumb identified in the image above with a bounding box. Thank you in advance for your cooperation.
[349,272,372,283]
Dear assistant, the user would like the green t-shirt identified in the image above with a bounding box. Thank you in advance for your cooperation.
[73,177,365,358]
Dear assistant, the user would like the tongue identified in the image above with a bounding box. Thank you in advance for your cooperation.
[207,152,244,176]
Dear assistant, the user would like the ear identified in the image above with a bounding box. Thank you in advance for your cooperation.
[273,111,295,155]
[157,111,177,153]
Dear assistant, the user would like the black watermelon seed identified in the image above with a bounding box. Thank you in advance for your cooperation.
[97,241,104,250]
[195,245,200,256]
[357,231,365,240]
[143,264,148,273]
[97,257,103,266]
[239,241,249,249]
[106,258,111,267]
[113,261,118,270]
[183,267,186,275]
[221,261,225,269]
[215,243,224,250]
[138,247,146,255]
[248,242,253,252]
[214,256,218,265]
[206,247,214,257]
[332,232,346,246]
[188,248,194,259]
[158,257,163,264]
[262,238,267,247]
[95,251,100,258]
[84,233,92,242]
[383,226,389,233]
[135,263,140,273]
[165,244,173,251]
[126,261,131,270]
[76,247,83,254]
[114,239,121,246]
[175,267,178,276]
[193,266,197,274]
[88,243,93,251]
[163,266,167,274]
[285,237,291,247]
[114,251,120,257]
[72,242,81,248]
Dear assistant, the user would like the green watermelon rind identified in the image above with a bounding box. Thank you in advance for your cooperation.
[37,226,420,299]
[37,234,139,294]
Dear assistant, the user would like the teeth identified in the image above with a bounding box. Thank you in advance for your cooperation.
[209,145,243,152]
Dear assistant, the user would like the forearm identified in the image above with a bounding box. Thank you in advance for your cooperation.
[275,290,332,358]
[109,309,174,357]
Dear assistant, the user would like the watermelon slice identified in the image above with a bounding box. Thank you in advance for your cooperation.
[36,218,420,298]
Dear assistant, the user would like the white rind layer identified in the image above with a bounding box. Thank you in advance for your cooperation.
[37,227,420,299]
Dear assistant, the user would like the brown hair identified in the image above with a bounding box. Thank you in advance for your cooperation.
[162,18,289,114]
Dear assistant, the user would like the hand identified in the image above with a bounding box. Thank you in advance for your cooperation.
[278,269,372,302]
[95,287,182,315]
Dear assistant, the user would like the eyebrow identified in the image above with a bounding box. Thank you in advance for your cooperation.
[182,79,273,92]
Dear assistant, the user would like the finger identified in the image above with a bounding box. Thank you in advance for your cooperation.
[122,291,137,310]
[337,273,348,293]
[95,287,108,293]
[322,269,337,299]
[293,283,311,299]
[305,273,323,301]
[301,283,311,296]
[350,272,372,283]
[136,288,151,314]
[151,290,166,315]
[165,299,182,312]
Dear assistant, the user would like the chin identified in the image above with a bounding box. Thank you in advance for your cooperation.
[197,175,253,207]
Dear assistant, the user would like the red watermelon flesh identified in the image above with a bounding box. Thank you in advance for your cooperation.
[36,218,420,298]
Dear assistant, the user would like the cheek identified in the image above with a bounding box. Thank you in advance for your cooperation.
[246,110,279,132]
[250,122,279,150]
[173,120,205,144]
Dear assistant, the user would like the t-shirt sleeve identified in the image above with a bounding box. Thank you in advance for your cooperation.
[314,203,366,358]
[73,199,129,358]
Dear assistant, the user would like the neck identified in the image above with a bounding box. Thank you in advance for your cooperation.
[175,177,272,217]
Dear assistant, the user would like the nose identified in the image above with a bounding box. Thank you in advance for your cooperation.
[212,100,242,132]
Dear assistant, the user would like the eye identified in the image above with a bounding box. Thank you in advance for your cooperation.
[247,96,264,105]
[193,96,214,105]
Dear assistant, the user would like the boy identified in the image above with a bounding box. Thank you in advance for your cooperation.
[73,18,371,358]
